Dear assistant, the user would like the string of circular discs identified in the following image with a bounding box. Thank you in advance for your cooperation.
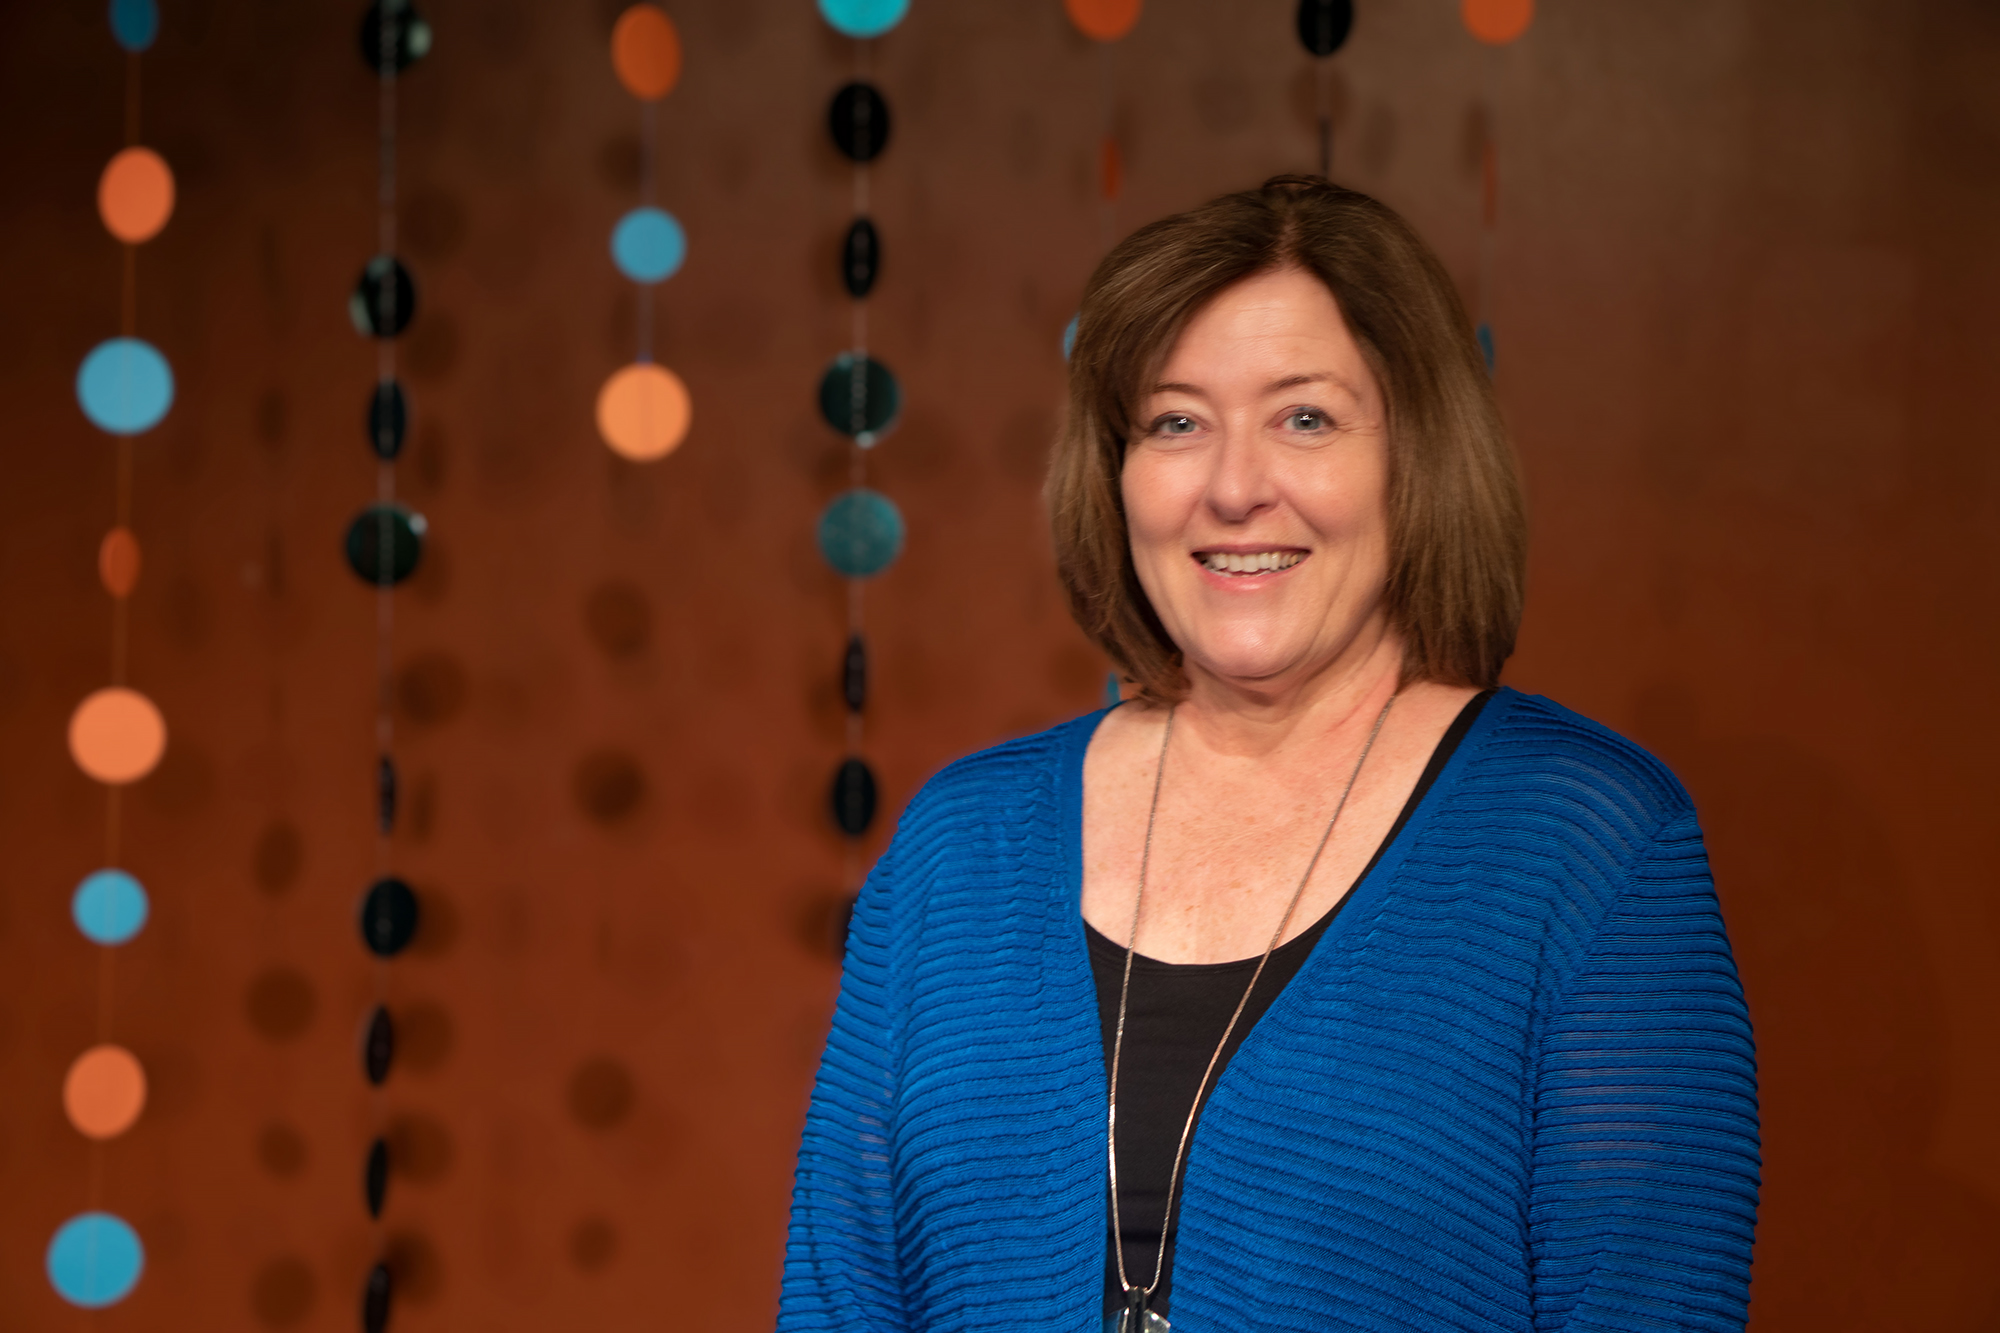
[1461,0,1533,374]
[342,4,434,1331]
[1292,0,1355,174]
[1060,0,1141,709]
[816,0,911,900]
[50,0,172,1309]
[599,3,690,462]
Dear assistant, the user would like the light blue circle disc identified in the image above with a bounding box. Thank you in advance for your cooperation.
[818,0,909,38]
[73,869,149,946]
[109,0,159,51]
[77,338,174,435]
[818,488,905,579]
[47,1213,144,1308]
[1062,313,1079,361]
[1475,322,1495,375]
[1103,672,1121,708]
[610,208,686,284]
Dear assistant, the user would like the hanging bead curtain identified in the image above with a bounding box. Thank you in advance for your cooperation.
[816,0,911,916]
[599,4,692,462]
[48,0,175,1308]
[345,3,433,1329]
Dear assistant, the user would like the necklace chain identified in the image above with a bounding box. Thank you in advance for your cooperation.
[1106,694,1398,1315]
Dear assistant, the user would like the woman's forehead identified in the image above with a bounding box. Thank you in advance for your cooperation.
[1152,273,1373,400]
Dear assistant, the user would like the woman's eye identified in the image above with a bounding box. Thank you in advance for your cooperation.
[1153,414,1197,436]
[1284,409,1329,432]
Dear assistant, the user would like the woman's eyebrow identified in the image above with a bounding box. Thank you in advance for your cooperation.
[1149,373,1355,397]
[1265,372,1337,393]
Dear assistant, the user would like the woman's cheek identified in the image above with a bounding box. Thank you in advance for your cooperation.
[1123,450,1200,537]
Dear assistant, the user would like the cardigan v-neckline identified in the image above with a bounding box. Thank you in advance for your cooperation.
[1049,689,1516,1327]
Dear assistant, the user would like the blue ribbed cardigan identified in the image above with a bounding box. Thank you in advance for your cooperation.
[781,689,1759,1333]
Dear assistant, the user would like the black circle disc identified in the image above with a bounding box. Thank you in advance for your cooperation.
[829,757,877,837]
[344,504,426,587]
[363,1262,393,1333]
[349,255,417,338]
[360,0,432,74]
[368,381,408,460]
[816,353,901,443]
[829,82,891,162]
[364,1004,396,1084]
[359,877,420,957]
[1295,0,1354,56]
[842,634,867,714]
[842,217,880,298]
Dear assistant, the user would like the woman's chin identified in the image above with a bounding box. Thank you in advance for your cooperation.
[1182,644,1320,692]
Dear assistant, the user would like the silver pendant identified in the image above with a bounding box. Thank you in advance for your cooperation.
[1110,1292,1170,1333]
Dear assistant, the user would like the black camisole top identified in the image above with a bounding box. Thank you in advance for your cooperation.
[1086,691,1493,1318]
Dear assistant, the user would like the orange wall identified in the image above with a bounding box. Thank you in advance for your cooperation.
[2,0,1996,1329]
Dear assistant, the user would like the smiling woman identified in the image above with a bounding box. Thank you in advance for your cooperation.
[780,179,1759,1333]
[1052,176,1522,703]
[1122,267,1400,708]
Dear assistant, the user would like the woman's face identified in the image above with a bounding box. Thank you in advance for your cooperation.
[1122,266,1393,694]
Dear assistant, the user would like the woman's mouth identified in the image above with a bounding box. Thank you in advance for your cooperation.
[1194,550,1306,576]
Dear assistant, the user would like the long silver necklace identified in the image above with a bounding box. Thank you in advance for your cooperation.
[1106,694,1396,1333]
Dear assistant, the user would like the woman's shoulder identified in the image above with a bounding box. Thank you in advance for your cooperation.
[1468,688,1700,842]
[891,709,1105,842]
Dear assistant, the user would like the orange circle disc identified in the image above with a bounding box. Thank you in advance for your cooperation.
[68,687,167,785]
[1462,0,1533,45]
[64,1045,147,1140]
[98,147,175,244]
[612,5,682,101]
[1064,0,1141,41]
[596,363,691,461]
[99,527,142,599]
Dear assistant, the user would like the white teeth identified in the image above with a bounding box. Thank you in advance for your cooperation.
[1199,551,1303,574]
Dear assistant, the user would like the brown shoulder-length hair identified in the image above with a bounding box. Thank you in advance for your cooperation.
[1048,175,1526,701]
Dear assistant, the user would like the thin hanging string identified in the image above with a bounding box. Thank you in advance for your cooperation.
[88,25,153,1241]
[637,98,656,362]
[842,33,871,888]
[1476,46,1498,333]
[1316,57,1332,177]
[125,51,141,146]
[374,16,398,880]
[850,39,870,365]
[121,247,137,337]
[107,437,136,695]
[1096,41,1116,254]
[1108,695,1397,1303]
[368,7,401,1249]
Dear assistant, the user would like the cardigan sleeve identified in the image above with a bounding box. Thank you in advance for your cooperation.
[1527,812,1761,1333]
[778,847,909,1333]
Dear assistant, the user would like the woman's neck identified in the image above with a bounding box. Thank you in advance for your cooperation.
[1173,626,1407,766]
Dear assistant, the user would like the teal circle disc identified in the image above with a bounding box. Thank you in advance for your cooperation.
[611,207,686,284]
[817,489,905,579]
[47,1213,143,1308]
[818,0,909,38]
[110,0,158,51]
[817,352,900,446]
[72,869,149,945]
[77,338,174,435]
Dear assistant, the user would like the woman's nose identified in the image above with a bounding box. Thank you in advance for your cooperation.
[1203,428,1277,523]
